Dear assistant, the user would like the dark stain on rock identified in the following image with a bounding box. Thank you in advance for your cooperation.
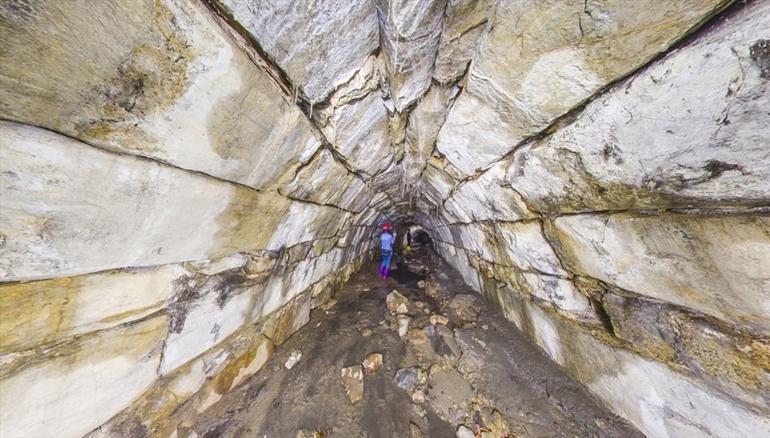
[0,0,39,22]
[76,0,192,147]
[749,39,770,78]
[168,274,206,334]
[703,159,746,179]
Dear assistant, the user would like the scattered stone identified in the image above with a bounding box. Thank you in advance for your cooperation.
[446,294,481,324]
[412,389,426,404]
[456,425,475,438]
[429,314,449,326]
[386,290,410,314]
[409,422,424,438]
[417,280,426,288]
[427,367,474,425]
[319,299,337,311]
[432,325,461,359]
[482,324,488,330]
[413,301,431,315]
[340,365,364,403]
[398,315,411,338]
[284,350,302,369]
[479,409,514,438]
[360,327,373,337]
[362,353,383,374]
[394,367,420,391]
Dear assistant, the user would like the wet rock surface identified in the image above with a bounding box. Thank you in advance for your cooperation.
[171,246,641,437]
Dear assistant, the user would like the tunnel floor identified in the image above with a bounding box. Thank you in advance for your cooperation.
[174,246,642,438]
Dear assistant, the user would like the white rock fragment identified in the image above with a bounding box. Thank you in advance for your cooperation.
[284,350,303,370]
[398,316,411,339]
[456,425,475,438]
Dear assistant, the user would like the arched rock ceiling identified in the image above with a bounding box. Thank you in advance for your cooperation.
[211,0,760,225]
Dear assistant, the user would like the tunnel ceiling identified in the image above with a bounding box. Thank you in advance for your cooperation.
[2,0,765,237]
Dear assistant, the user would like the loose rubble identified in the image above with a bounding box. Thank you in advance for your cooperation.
[340,365,364,403]
[170,245,641,437]
[362,353,383,374]
[386,290,410,314]
[284,350,302,369]
[446,294,481,325]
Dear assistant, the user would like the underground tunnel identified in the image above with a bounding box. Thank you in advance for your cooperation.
[0,0,769,437]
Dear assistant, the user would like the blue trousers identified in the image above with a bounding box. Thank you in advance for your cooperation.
[380,249,393,277]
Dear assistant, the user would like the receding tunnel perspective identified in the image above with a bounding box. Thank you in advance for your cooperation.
[0,1,768,437]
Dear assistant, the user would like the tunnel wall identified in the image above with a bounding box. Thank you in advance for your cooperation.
[422,1,770,436]
[0,1,393,436]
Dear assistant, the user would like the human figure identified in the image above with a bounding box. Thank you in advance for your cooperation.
[379,223,395,279]
[404,228,413,255]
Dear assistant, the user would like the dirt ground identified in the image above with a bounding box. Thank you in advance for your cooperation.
[178,244,642,438]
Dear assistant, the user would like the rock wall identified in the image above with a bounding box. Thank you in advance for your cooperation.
[0,1,390,437]
[1,0,769,437]
[423,1,770,436]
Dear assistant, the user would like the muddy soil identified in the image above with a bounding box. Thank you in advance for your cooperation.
[176,245,641,438]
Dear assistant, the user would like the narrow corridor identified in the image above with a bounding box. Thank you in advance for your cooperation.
[171,246,641,437]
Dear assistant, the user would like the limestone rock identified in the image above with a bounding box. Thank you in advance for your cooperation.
[0,0,322,190]
[211,335,274,395]
[285,350,303,370]
[324,91,392,176]
[427,366,473,424]
[362,353,384,374]
[443,161,534,223]
[386,290,410,314]
[398,315,412,338]
[429,314,449,326]
[446,294,480,324]
[161,274,259,375]
[340,365,364,402]
[552,213,770,332]
[319,299,338,311]
[601,292,768,409]
[0,121,295,281]
[455,425,475,438]
[0,315,167,438]
[376,0,448,111]
[418,162,458,208]
[433,0,492,84]
[281,149,374,212]
[437,0,732,175]
[216,0,378,104]
[262,292,312,345]
[506,295,770,437]
[508,1,770,213]
[494,221,567,276]
[404,84,461,187]
[0,264,184,354]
